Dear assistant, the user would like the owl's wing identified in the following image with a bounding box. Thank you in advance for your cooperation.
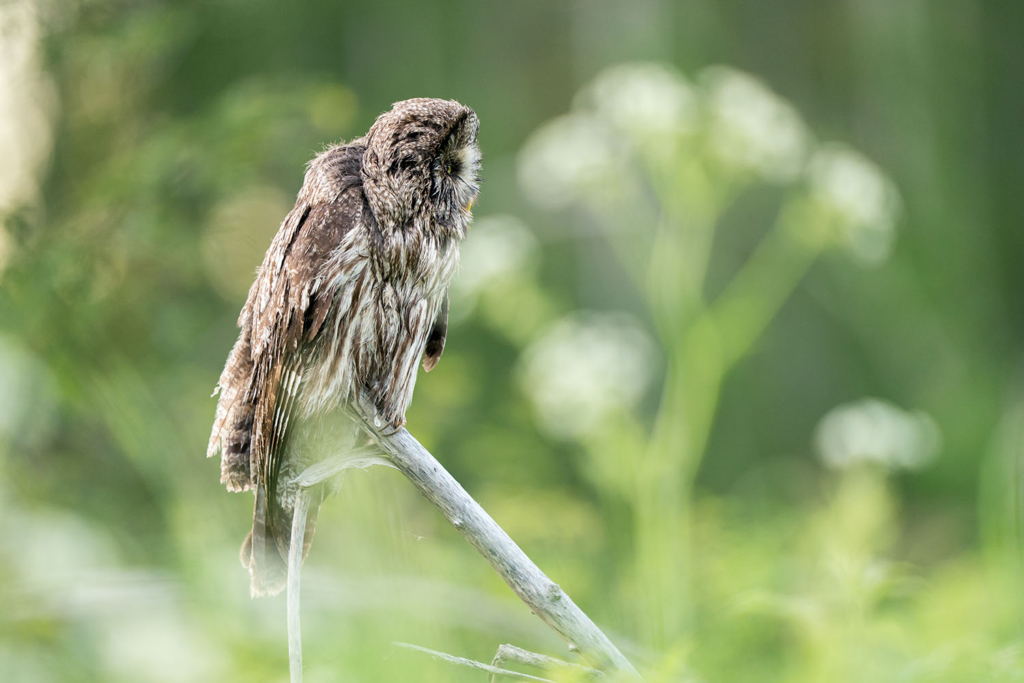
[247,200,321,502]
[244,145,371,505]
[206,199,316,495]
[422,290,449,372]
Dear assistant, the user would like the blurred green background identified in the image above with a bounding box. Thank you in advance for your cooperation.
[2,0,1023,681]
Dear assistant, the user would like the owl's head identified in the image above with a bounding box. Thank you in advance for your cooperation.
[361,98,480,238]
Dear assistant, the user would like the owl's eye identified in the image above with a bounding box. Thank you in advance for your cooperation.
[443,157,462,177]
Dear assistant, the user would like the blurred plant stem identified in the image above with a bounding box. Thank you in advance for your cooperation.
[628,188,828,648]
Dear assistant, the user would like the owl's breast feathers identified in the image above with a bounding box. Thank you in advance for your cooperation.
[207,141,456,503]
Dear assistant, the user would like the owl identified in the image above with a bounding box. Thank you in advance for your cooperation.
[207,98,481,596]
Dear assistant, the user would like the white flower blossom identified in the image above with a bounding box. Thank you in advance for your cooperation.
[701,66,810,183]
[518,312,656,439]
[814,398,941,471]
[807,145,901,266]
[576,62,697,150]
[517,113,621,210]
[451,215,538,314]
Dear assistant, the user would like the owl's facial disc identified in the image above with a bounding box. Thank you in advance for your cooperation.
[434,120,481,231]
[449,141,480,216]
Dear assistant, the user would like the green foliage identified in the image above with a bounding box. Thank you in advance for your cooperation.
[1,1,1022,682]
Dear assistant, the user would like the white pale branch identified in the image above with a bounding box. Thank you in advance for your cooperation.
[352,397,642,679]
[287,491,311,683]
[395,642,556,682]
[491,643,606,681]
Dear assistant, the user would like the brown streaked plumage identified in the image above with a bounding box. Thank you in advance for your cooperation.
[207,98,481,596]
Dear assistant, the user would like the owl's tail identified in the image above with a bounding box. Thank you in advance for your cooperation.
[241,486,320,597]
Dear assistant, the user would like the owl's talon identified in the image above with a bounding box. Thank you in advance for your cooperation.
[353,391,404,435]
[380,416,405,436]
